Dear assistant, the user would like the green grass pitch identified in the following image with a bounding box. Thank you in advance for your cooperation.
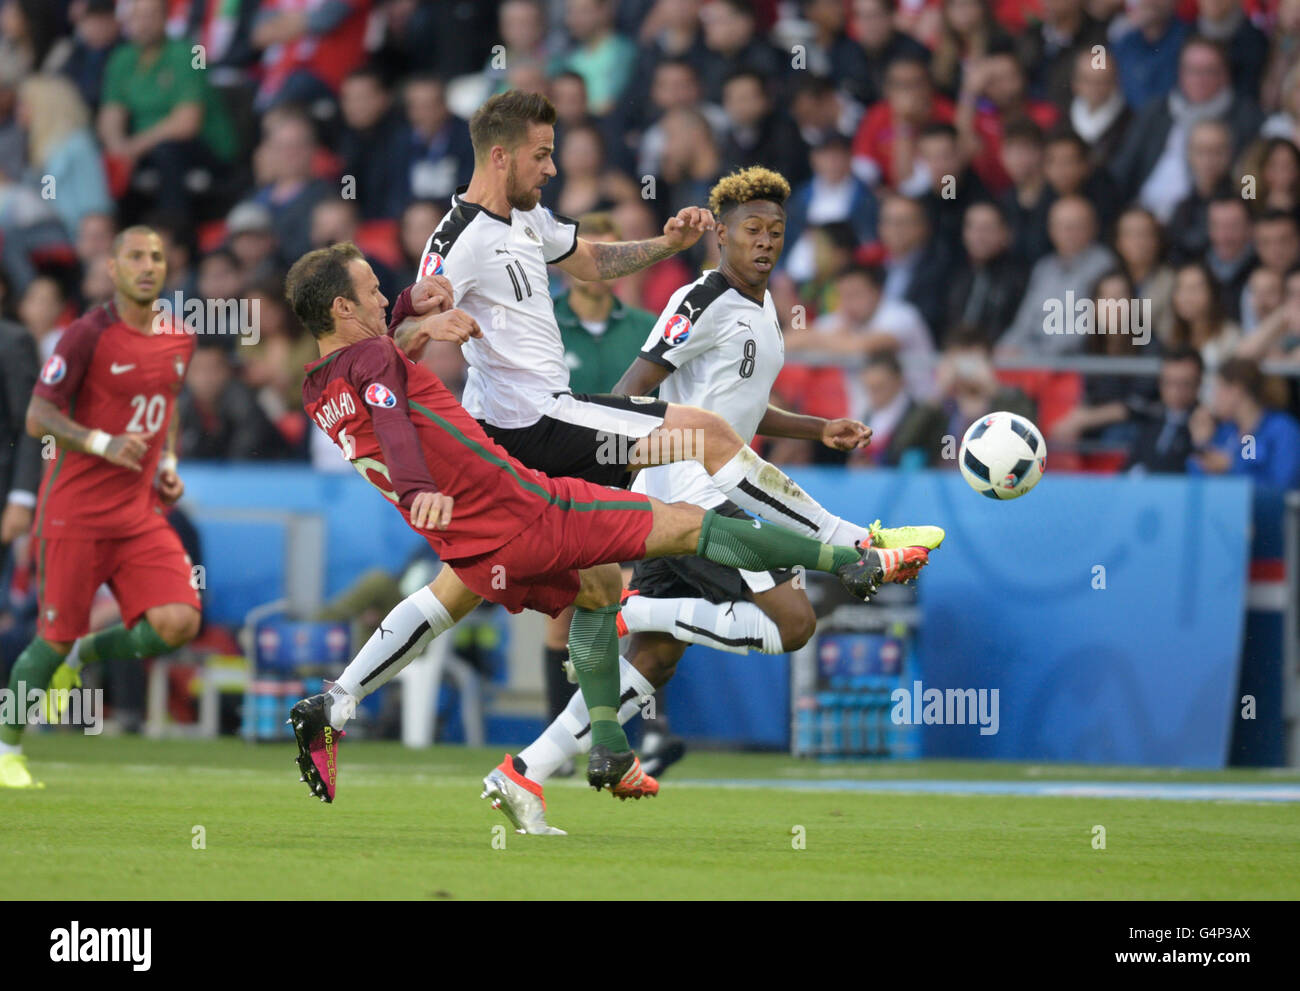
[4,735,1298,900]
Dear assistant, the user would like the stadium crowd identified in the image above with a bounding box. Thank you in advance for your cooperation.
[0,0,1298,498]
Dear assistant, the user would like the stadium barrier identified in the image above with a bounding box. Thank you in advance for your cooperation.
[181,464,1275,766]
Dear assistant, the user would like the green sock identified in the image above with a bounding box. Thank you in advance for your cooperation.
[696,509,861,574]
[1,639,66,746]
[79,620,173,665]
[567,604,629,752]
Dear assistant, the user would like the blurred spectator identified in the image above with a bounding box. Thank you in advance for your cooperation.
[97,0,237,217]
[181,0,259,74]
[1125,347,1203,473]
[18,274,65,360]
[484,0,557,96]
[847,0,932,108]
[75,211,115,270]
[0,296,38,552]
[623,0,709,130]
[399,198,446,274]
[551,0,637,116]
[196,248,247,329]
[1188,356,1300,489]
[997,194,1116,355]
[1167,119,1234,263]
[309,198,399,301]
[932,0,1011,98]
[1113,206,1175,344]
[239,284,315,449]
[80,254,113,307]
[959,43,1060,193]
[178,345,290,460]
[945,200,1029,347]
[789,73,857,148]
[17,73,110,238]
[786,263,937,407]
[1238,263,1300,361]
[783,133,878,283]
[1044,127,1118,231]
[935,328,1037,441]
[0,162,66,293]
[853,55,955,189]
[877,193,953,339]
[1112,0,1191,108]
[1198,0,1268,99]
[1068,47,1131,168]
[1049,268,1159,446]
[998,118,1052,265]
[238,108,330,268]
[910,122,991,248]
[800,0,874,98]
[635,58,728,178]
[1244,209,1300,327]
[53,0,122,111]
[404,74,474,205]
[697,0,785,104]
[152,216,197,302]
[1109,36,1263,223]
[719,68,810,187]
[656,106,721,229]
[225,201,281,285]
[555,211,655,395]
[1243,136,1300,215]
[337,66,410,220]
[1205,195,1255,320]
[852,351,948,466]
[1261,62,1300,144]
[1169,259,1241,391]
[252,0,370,111]
[0,0,68,77]
[1019,0,1108,110]
[550,121,637,217]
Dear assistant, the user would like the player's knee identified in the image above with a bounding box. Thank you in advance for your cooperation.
[574,567,621,610]
[149,606,200,647]
[777,604,817,652]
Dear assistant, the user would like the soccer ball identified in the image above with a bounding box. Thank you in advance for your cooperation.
[958,411,1046,500]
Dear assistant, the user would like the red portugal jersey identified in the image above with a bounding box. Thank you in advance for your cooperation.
[31,303,194,539]
[302,335,555,561]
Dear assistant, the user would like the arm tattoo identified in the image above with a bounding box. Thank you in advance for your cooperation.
[589,238,676,279]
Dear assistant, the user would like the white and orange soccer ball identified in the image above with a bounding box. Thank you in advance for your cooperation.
[958,411,1046,500]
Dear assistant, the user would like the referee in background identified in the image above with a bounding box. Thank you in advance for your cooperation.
[0,319,42,552]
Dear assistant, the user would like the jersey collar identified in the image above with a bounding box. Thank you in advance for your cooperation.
[453,184,511,226]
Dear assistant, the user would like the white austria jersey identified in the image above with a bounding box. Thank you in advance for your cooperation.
[632,270,784,509]
[417,189,579,428]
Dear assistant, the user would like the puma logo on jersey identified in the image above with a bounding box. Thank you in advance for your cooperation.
[752,519,762,529]
[680,301,701,321]
[494,248,513,256]
[110,363,136,374]
[431,237,449,253]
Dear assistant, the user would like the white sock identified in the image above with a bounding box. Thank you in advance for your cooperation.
[707,447,835,538]
[0,740,20,756]
[332,586,455,720]
[620,594,784,654]
[64,638,84,674]
[517,656,654,784]
[708,447,872,544]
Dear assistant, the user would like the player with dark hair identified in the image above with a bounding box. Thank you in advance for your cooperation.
[367,90,932,807]
[492,167,946,831]
[283,241,930,808]
[0,226,201,788]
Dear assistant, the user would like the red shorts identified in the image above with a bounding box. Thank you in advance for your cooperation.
[446,476,655,617]
[35,518,201,641]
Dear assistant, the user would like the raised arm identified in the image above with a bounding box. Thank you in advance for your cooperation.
[553,206,715,282]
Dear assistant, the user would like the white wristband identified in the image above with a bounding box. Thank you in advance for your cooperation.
[87,430,111,457]
[159,453,178,473]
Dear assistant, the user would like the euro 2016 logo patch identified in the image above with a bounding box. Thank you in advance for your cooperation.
[663,314,691,346]
[40,354,66,385]
[421,252,444,277]
[364,383,397,408]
